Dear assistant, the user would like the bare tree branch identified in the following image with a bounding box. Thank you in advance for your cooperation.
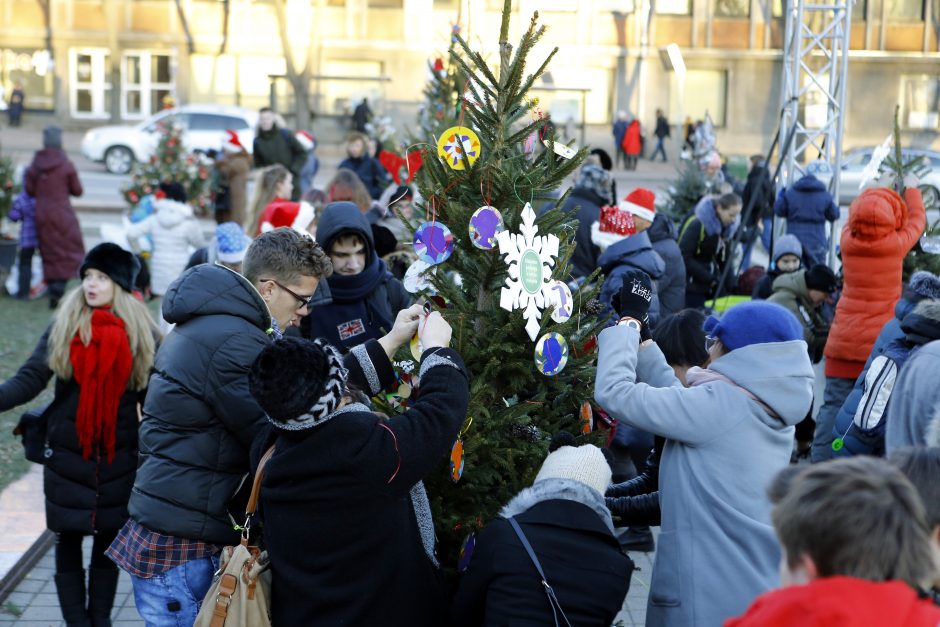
[174,0,195,54]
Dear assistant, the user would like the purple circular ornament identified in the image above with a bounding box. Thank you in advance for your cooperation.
[413,221,454,265]
[469,206,505,250]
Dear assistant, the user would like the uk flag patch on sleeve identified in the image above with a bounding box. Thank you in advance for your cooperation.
[337,318,366,340]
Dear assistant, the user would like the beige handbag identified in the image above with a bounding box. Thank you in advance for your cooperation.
[195,446,275,627]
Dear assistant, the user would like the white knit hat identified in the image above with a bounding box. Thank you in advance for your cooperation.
[534,445,612,496]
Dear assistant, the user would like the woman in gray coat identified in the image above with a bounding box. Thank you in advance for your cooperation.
[595,271,815,627]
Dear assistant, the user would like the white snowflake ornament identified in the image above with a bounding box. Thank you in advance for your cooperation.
[496,202,560,341]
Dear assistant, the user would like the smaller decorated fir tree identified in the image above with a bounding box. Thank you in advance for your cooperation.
[121,122,214,213]
[661,160,707,224]
[417,26,467,141]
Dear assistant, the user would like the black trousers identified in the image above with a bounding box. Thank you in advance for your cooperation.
[17,246,34,298]
[55,530,119,574]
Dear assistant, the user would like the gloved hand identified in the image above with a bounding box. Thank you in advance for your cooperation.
[611,269,653,325]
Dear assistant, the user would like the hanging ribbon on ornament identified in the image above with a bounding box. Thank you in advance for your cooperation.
[450,416,473,483]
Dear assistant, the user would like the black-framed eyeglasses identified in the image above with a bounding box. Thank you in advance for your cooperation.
[705,335,720,352]
[260,278,314,308]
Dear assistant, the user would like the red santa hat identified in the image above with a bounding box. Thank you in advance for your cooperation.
[295,130,315,152]
[619,188,657,222]
[223,130,245,153]
[261,201,316,235]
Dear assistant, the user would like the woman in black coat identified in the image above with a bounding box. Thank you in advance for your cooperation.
[0,244,160,627]
[451,444,634,626]
[247,309,469,626]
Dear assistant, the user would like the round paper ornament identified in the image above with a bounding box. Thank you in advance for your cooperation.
[437,126,481,170]
[458,532,477,573]
[469,206,505,250]
[410,332,422,361]
[535,332,569,376]
[450,438,465,483]
[547,280,573,323]
[403,259,433,294]
[413,221,454,266]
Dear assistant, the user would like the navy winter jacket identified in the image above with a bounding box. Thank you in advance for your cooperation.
[598,231,666,326]
[774,175,839,266]
[338,155,390,200]
[646,214,686,318]
[558,187,607,280]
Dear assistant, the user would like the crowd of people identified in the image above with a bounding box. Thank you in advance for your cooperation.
[1,105,939,627]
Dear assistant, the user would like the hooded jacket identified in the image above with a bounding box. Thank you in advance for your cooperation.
[598,230,666,326]
[128,265,274,545]
[679,196,740,296]
[774,174,840,265]
[886,339,940,452]
[337,154,391,200]
[304,203,410,351]
[252,127,307,199]
[595,325,814,627]
[451,479,634,627]
[825,187,925,379]
[559,187,608,280]
[726,576,940,627]
[767,270,829,361]
[126,198,205,296]
[831,302,940,457]
[25,148,84,281]
[647,214,686,317]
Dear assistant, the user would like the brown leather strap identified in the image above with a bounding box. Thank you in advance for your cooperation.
[245,445,275,516]
[210,573,238,627]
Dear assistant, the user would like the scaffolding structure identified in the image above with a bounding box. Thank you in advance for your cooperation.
[778,0,853,201]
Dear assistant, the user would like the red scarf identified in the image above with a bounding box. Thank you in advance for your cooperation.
[69,308,133,462]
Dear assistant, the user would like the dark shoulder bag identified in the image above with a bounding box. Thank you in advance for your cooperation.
[506,516,572,627]
[13,403,51,464]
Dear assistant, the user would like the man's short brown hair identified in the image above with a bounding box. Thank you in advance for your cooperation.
[242,228,332,285]
[889,447,940,530]
[771,457,937,588]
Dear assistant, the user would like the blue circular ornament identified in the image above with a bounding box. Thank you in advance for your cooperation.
[469,206,504,250]
[413,221,455,265]
[535,332,569,376]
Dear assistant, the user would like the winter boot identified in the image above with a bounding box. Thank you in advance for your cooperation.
[88,568,119,627]
[54,570,91,627]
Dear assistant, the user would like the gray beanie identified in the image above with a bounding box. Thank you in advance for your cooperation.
[773,234,803,263]
[43,126,62,149]
[576,164,613,204]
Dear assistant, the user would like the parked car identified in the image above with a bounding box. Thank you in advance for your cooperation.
[81,105,258,174]
[839,147,940,210]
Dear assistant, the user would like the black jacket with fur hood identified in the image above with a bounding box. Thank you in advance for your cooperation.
[451,478,634,626]
[251,345,470,627]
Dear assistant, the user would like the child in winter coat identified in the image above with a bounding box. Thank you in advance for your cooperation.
[812,176,925,462]
[8,189,38,300]
[247,308,468,627]
[773,172,840,267]
[727,457,940,627]
[595,275,814,627]
[451,444,634,626]
[0,243,160,626]
[752,234,803,300]
[125,182,204,296]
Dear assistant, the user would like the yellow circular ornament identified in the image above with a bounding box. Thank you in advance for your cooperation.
[437,126,481,170]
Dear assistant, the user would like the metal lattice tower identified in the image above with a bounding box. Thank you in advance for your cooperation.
[778,0,853,198]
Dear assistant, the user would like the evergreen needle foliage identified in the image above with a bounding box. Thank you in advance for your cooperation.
[418,33,467,140]
[409,1,609,568]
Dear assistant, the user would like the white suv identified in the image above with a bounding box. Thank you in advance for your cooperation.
[81,105,258,174]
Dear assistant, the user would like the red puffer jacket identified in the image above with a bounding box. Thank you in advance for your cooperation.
[824,187,925,379]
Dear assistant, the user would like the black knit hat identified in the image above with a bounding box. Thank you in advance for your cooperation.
[804,264,838,293]
[79,243,141,293]
[248,337,349,430]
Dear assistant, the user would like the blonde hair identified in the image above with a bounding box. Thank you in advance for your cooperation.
[247,165,291,234]
[47,284,161,391]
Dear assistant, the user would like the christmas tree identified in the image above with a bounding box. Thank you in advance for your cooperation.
[121,121,214,213]
[417,26,467,141]
[661,160,707,223]
[404,1,608,567]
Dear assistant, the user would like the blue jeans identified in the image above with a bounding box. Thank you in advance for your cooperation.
[651,137,667,161]
[811,376,855,463]
[130,556,219,627]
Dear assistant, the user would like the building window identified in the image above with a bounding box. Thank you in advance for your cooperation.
[900,75,939,130]
[715,0,749,17]
[657,0,692,15]
[121,51,175,120]
[886,0,924,20]
[669,69,728,127]
[69,49,112,119]
[1,48,56,112]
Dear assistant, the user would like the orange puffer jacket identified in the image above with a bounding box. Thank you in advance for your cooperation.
[824,187,925,379]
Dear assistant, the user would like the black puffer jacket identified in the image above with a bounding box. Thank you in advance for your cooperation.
[0,329,144,533]
[129,264,272,545]
[559,187,607,280]
[606,436,664,527]
[647,214,687,318]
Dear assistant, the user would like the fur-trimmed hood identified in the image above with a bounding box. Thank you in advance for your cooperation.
[500,478,615,534]
[694,195,740,239]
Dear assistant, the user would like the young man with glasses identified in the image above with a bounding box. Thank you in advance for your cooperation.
[302,201,411,351]
[108,228,421,625]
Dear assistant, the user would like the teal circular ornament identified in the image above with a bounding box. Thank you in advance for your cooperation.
[520,250,543,295]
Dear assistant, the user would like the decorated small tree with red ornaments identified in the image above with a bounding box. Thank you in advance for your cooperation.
[121,122,214,213]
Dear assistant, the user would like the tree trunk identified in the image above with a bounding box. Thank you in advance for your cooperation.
[220,0,230,54]
[174,0,195,54]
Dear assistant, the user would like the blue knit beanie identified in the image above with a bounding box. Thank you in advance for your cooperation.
[703,301,803,351]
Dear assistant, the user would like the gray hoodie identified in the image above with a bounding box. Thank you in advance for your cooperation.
[886,339,940,452]
[595,325,814,627]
